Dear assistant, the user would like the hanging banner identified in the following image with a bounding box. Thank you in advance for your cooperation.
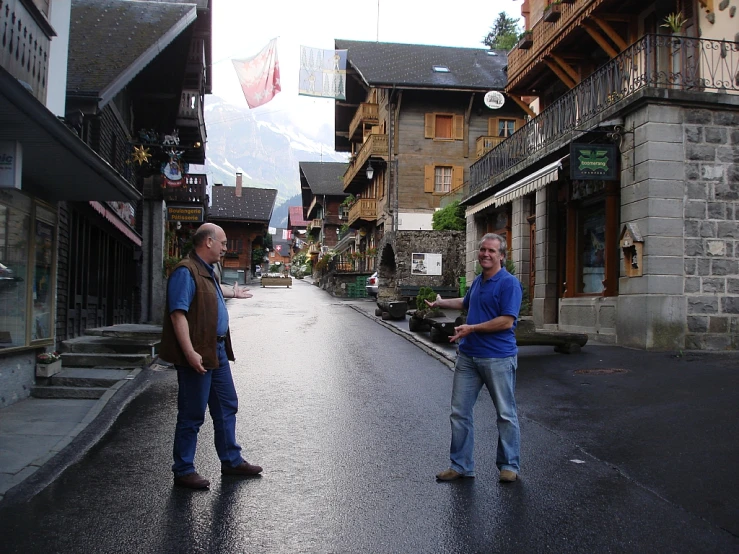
[233,38,281,109]
[570,143,618,181]
[299,46,347,99]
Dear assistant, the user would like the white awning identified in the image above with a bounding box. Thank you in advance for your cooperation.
[493,156,567,207]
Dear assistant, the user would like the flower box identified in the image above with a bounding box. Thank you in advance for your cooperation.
[518,33,533,50]
[544,3,562,22]
[36,359,62,378]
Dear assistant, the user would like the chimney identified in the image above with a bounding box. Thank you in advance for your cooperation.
[235,172,242,198]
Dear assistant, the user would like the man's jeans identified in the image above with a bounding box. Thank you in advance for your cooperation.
[449,352,520,475]
[172,342,244,477]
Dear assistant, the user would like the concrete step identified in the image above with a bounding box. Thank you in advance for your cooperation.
[49,368,133,388]
[60,352,151,368]
[84,324,162,342]
[30,385,108,399]
[62,336,159,355]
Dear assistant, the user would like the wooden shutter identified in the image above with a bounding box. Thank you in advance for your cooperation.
[424,113,435,138]
[452,166,464,191]
[453,115,464,140]
[424,165,435,193]
[514,118,524,132]
[488,117,498,137]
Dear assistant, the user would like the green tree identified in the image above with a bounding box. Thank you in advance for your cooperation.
[482,12,521,50]
[432,201,465,231]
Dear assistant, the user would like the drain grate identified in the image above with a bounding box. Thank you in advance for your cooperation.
[573,368,629,375]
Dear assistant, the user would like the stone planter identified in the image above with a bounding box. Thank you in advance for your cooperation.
[36,359,62,378]
[261,276,292,288]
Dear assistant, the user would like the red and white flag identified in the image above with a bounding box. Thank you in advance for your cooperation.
[232,39,281,109]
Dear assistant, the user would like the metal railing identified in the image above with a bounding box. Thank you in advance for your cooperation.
[469,34,739,197]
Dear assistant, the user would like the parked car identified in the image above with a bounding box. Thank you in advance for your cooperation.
[366,271,378,297]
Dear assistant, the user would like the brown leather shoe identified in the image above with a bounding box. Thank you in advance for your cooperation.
[436,468,473,481]
[499,469,518,483]
[221,461,263,476]
[174,472,210,489]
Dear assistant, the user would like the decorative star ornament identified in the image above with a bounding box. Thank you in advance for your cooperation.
[131,145,151,165]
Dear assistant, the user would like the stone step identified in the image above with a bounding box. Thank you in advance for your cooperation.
[60,352,151,368]
[84,324,162,342]
[62,336,159,355]
[49,368,133,388]
[30,385,108,400]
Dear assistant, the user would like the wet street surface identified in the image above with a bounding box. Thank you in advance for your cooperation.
[1,280,737,553]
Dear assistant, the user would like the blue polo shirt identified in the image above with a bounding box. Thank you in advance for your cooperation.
[167,255,229,336]
[459,268,522,358]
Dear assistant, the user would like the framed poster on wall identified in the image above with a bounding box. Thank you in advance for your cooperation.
[411,253,442,276]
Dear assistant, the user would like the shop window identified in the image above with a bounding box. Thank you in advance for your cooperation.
[0,192,56,349]
[576,202,606,294]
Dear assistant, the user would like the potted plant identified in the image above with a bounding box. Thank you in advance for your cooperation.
[36,351,62,378]
[543,1,562,22]
[661,12,686,35]
[517,31,533,50]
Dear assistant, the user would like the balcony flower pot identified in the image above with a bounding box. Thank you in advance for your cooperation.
[543,2,562,22]
[36,353,62,378]
[517,32,533,50]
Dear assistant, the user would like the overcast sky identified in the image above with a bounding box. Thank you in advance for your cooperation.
[210,0,524,135]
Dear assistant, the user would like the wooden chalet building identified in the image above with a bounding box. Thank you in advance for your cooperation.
[333,40,526,285]
[463,0,738,350]
[62,0,211,331]
[287,205,311,255]
[299,162,349,258]
[208,177,277,281]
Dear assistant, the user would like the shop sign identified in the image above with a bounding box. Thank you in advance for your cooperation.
[570,143,618,181]
[166,206,204,222]
[0,141,22,189]
[484,91,505,109]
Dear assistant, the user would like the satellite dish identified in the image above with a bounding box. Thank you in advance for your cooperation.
[484,91,505,110]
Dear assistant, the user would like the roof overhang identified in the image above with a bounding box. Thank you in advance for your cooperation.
[0,67,141,202]
[466,156,567,216]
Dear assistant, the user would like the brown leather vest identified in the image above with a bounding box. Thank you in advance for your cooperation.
[159,253,234,368]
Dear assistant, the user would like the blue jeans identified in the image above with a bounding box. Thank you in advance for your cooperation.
[172,342,244,477]
[448,352,520,475]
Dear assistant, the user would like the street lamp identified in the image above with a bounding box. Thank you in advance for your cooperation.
[366,162,374,180]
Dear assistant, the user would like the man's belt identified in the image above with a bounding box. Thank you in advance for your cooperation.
[216,335,227,342]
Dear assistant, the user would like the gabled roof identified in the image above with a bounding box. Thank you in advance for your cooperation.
[299,162,349,196]
[209,186,277,222]
[68,0,196,105]
[334,40,508,90]
[288,206,310,228]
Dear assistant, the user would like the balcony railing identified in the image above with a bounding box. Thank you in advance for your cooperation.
[343,134,389,189]
[1,0,54,104]
[469,34,739,198]
[311,218,323,230]
[475,136,506,158]
[348,103,379,141]
[177,89,205,128]
[507,0,592,92]
[347,198,377,227]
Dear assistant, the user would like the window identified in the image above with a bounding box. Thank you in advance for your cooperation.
[425,113,464,141]
[434,166,452,193]
[226,238,242,253]
[576,203,606,294]
[498,118,516,137]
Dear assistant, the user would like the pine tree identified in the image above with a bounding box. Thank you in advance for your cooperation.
[482,12,521,51]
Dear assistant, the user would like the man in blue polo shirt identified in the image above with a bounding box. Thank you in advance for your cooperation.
[427,233,522,483]
[160,223,262,490]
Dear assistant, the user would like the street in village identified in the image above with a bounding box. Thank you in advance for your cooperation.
[0,279,737,553]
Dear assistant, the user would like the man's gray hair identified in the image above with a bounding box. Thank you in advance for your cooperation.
[479,233,507,257]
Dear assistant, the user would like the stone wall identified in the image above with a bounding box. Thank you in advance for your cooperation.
[682,107,739,350]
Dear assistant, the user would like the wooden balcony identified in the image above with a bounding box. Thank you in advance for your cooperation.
[469,34,739,199]
[475,136,506,159]
[176,88,206,164]
[347,198,377,227]
[162,174,207,204]
[343,134,389,191]
[507,0,595,94]
[1,0,54,104]
[348,103,379,141]
[308,243,320,255]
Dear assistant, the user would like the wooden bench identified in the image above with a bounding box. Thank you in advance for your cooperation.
[398,285,459,301]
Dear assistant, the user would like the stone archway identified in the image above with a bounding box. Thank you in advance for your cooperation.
[377,237,397,301]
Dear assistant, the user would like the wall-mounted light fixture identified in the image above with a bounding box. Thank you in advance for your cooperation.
[366,162,374,180]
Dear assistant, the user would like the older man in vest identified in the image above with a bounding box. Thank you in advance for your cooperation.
[160,223,261,489]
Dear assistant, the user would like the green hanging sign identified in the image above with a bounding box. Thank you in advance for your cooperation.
[570,143,618,180]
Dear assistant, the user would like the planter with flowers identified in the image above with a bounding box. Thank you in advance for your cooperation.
[36,351,62,378]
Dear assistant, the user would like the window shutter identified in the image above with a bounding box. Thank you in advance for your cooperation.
[452,166,464,191]
[514,118,524,132]
[453,115,464,140]
[424,113,435,138]
[488,117,498,137]
[424,165,435,193]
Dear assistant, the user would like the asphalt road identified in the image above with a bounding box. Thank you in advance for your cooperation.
[0,280,736,553]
